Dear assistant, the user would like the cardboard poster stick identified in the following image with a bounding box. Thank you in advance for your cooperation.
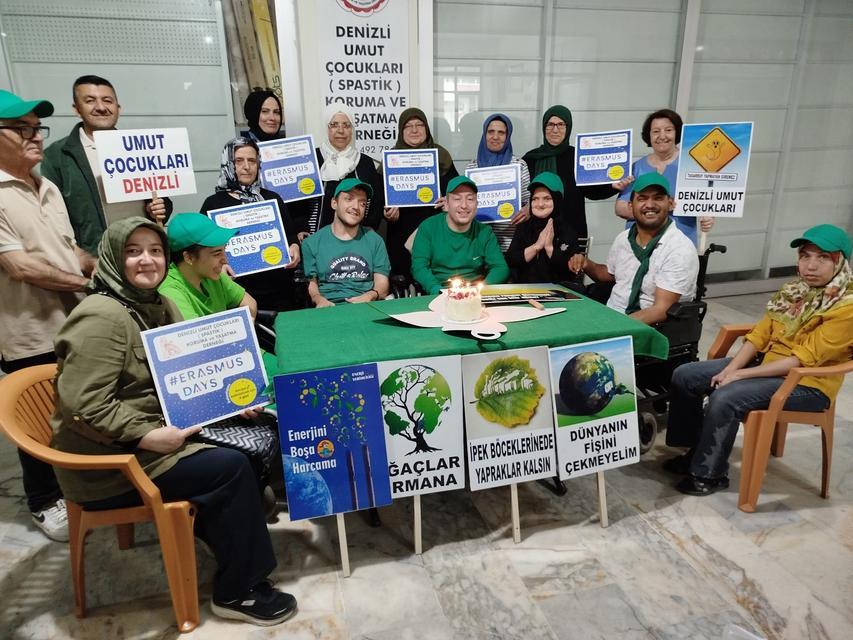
[597,471,609,528]
[336,513,351,577]
[698,229,708,254]
[510,483,521,543]
[413,494,423,555]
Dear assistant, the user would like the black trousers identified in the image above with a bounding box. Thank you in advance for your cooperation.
[81,447,277,601]
[1,352,64,512]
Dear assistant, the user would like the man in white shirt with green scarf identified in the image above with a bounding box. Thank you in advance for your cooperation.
[569,173,698,325]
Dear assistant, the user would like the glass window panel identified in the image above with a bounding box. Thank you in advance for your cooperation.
[695,14,801,62]
[791,107,853,149]
[784,148,853,189]
[703,0,804,15]
[435,4,544,60]
[691,63,793,109]
[799,63,853,106]
[807,16,853,62]
[550,62,676,111]
[552,9,680,61]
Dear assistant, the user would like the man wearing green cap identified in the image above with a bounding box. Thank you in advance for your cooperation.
[302,178,390,307]
[569,172,698,324]
[0,89,97,541]
[410,175,509,294]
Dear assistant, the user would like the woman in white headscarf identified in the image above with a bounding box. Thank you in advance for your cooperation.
[293,103,384,239]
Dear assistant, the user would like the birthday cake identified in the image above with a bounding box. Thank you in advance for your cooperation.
[444,280,483,322]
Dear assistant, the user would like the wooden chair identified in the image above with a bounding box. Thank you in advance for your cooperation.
[0,364,200,632]
[707,325,853,513]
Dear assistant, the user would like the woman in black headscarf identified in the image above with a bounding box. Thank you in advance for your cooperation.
[383,107,458,280]
[200,137,302,311]
[243,89,285,142]
[522,105,621,238]
[50,217,297,625]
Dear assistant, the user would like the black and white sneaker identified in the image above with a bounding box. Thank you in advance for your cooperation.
[211,580,297,626]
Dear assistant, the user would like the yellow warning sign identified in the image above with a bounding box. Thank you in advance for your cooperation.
[689,127,741,173]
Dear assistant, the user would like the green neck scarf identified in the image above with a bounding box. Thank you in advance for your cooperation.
[625,217,673,314]
[525,105,574,176]
[89,216,172,330]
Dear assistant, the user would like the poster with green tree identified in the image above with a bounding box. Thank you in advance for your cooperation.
[377,355,465,498]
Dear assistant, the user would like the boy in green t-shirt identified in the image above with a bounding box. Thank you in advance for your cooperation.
[302,178,391,307]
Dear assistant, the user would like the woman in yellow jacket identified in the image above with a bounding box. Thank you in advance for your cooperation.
[665,224,853,495]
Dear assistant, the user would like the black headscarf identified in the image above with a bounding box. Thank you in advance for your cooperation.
[243,90,283,142]
[525,105,574,175]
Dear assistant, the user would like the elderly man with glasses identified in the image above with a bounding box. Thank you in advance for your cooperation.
[0,89,96,542]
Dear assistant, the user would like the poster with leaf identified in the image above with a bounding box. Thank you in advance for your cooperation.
[377,355,465,498]
[461,346,557,490]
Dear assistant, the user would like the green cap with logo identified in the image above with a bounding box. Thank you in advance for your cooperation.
[790,224,851,259]
[632,172,671,196]
[447,175,478,194]
[166,213,237,252]
[334,177,373,199]
[0,90,54,119]
[528,171,564,197]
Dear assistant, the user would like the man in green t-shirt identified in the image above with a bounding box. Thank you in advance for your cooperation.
[302,178,390,307]
[159,212,257,320]
[411,176,509,294]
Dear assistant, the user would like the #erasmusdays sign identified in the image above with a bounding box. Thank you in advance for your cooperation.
[141,307,269,429]
[257,135,323,203]
[382,148,440,207]
[574,129,632,187]
[274,363,393,521]
[465,164,522,224]
[207,199,291,277]
[377,355,466,499]
[94,128,196,203]
[548,336,640,480]
[462,346,557,491]
[675,121,754,218]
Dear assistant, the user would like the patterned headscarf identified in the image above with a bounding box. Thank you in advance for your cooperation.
[476,113,514,168]
[766,253,853,337]
[215,137,264,203]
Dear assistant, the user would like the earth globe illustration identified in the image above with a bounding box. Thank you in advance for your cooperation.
[282,454,333,516]
[558,351,623,415]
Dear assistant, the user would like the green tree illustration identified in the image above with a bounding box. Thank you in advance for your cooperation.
[380,365,451,455]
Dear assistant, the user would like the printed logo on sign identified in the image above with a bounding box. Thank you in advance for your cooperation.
[338,0,389,15]
[689,127,741,173]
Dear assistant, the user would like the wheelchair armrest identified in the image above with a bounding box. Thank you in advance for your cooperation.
[665,300,705,321]
[255,309,278,327]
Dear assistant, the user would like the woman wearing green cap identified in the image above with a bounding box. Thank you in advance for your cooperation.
[664,224,853,496]
[522,105,620,239]
[505,171,581,286]
[50,217,297,625]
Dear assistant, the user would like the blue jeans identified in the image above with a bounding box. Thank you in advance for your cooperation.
[666,358,830,478]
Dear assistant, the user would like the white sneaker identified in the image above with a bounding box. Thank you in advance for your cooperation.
[31,498,69,542]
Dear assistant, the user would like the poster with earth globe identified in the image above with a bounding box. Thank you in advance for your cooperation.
[548,336,640,480]
[274,363,393,521]
[377,355,466,499]
[461,346,558,491]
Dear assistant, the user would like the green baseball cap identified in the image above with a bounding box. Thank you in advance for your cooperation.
[0,89,54,119]
[334,177,373,199]
[632,172,671,196]
[447,175,478,194]
[790,224,851,259]
[529,171,564,197]
[167,213,237,252]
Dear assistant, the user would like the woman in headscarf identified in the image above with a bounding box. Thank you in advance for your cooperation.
[615,108,713,247]
[291,103,384,238]
[200,137,302,311]
[465,113,531,252]
[243,89,285,142]
[50,217,297,625]
[505,172,580,287]
[383,107,458,281]
[664,224,853,496]
[522,105,620,239]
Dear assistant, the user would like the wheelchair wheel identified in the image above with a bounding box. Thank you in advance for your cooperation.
[639,412,657,454]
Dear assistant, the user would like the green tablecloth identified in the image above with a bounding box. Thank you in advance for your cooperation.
[275,295,668,374]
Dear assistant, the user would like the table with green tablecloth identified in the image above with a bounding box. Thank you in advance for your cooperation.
[275,294,668,374]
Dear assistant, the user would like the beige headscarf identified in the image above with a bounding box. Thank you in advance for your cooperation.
[319,102,361,181]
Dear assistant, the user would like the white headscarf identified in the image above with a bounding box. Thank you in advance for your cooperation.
[319,102,361,181]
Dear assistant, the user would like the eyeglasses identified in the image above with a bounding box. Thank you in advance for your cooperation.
[0,125,50,140]
[403,122,425,132]
[544,122,566,131]
[328,122,352,130]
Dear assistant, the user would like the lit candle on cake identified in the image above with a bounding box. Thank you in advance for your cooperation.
[444,279,483,322]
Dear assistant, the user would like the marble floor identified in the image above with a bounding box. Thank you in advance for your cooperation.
[1,294,851,640]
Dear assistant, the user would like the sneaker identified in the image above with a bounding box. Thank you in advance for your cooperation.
[211,581,297,626]
[31,498,69,542]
